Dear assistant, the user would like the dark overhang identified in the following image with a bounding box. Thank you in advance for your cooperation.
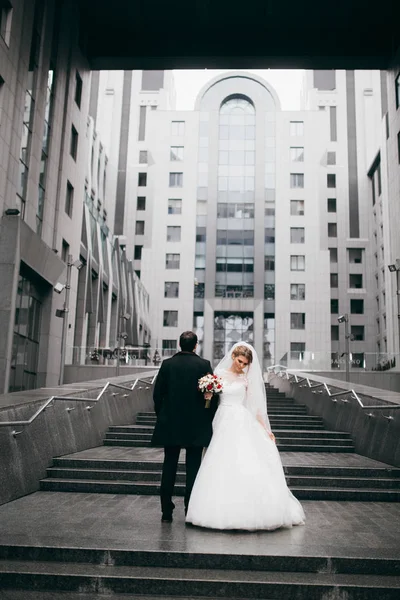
[78,0,400,71]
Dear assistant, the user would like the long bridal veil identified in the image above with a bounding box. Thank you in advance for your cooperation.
[214,342,271,433]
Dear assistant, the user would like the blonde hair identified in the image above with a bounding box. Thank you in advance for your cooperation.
[232,345,253,364]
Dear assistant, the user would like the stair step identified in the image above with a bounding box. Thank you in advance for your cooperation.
[0,545,398,576]
[0,560,399,599]
[1,545,399,576]
[102,439,355,452]
[39,478,400,501]
[45,468,400,489]
[109,427,350,440]
[104,432,353,444]
[51,458,400,479]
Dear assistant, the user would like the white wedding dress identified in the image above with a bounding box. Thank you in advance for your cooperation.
[186,370,305,531]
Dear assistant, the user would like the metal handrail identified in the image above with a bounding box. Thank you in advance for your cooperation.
[267,365,400,421]
[0,376,155,437]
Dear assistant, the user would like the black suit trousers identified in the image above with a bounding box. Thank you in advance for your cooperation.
[160,446,203,516]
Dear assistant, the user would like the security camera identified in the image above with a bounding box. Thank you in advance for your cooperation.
[337,315,347,323]
[54,282,65,294]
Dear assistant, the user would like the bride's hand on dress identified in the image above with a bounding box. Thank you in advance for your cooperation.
[269,432,276,443]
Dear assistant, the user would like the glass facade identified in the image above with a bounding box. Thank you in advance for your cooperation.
[216,97,255,300]
[10,274,42,392]
[214,312,254,361]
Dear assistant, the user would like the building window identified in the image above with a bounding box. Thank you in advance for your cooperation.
[217,229,254,246]
[264,228,275,243]
[138,106,147,141]
[351,353,364,368]
[196,227,206,243]
[351,325,365,341]
[134,245,142,260]
[327,151,336,165]
[135,221,145,235]
[264,284,275,300]
[162,339,177,357]
[169,172,183,187]
[329,248,338,263]
[137,196,146,210]
[290,255,305,271]
[290,121,304,136]
[10,274,42,392]
[290,227,305,243]
[170,146,184,161]
[291,313,305,329]
[331,325,339,341]
[290,283,305,300]
[395,72,400,109]
[163,310,178,327]
[264,256,275,271]
[348,248,363,263]
[330,273,338,288]
[0,1,13,46]
[74,71,82,108]
[138,172,147,186]
[290,200,305,216]
[290,342,305,360]
[290,173,304,188]
[166,253,180,269]
[327,174,336,188]
[349,274,363,289]
[168,199,182,214]
[165,282,179,298]
[290,147,304,162]
[397,131,400,164]
[65,181,74,217]
[328,222,337,237]
[61,239,70,263]
[167,226,181,242]
[327,198,337,212]
[139,150,148,164]
[171,121,185,136]
[218,203,254,218]
[70,125,78,160]
[330,299,339,314]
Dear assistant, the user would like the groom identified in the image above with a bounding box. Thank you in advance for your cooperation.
[151,331,215,522]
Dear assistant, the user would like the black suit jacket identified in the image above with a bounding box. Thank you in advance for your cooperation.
[151,352,216,447]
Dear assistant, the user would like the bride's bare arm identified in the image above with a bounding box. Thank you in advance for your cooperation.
[256,413,275,442]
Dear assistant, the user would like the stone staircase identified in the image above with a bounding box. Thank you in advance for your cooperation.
[0,544,399,599]
[1,382,400,598]
[40,384,400,502]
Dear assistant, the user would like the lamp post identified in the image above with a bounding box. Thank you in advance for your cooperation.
[56,255,83,386]
[388,260,400,362]
[338,314,350,382]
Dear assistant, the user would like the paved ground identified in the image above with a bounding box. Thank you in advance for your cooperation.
[0,490,399,559]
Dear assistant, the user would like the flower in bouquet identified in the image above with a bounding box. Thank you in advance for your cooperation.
[198,374,223,407]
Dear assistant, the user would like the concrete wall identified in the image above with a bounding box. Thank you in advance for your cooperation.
[0,372,156,506]
[309,370,400,393]
[269,371,400,467]
[64,364,157,384]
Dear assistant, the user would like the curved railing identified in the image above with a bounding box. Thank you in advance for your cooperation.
[0,375,157,438]
[267,365,400,421]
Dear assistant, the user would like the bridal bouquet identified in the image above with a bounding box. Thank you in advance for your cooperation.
[198,374,223,408]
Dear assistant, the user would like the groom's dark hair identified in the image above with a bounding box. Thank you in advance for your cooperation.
[179,331,198,352]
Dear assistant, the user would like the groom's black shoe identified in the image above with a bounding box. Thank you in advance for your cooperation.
[161,514,173,523]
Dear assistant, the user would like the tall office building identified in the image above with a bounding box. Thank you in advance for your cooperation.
[138,69,398,370]
[141,71,343,367]
[0,0,91,392]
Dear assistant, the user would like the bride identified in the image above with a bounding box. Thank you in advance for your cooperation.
[186,342,305,531]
